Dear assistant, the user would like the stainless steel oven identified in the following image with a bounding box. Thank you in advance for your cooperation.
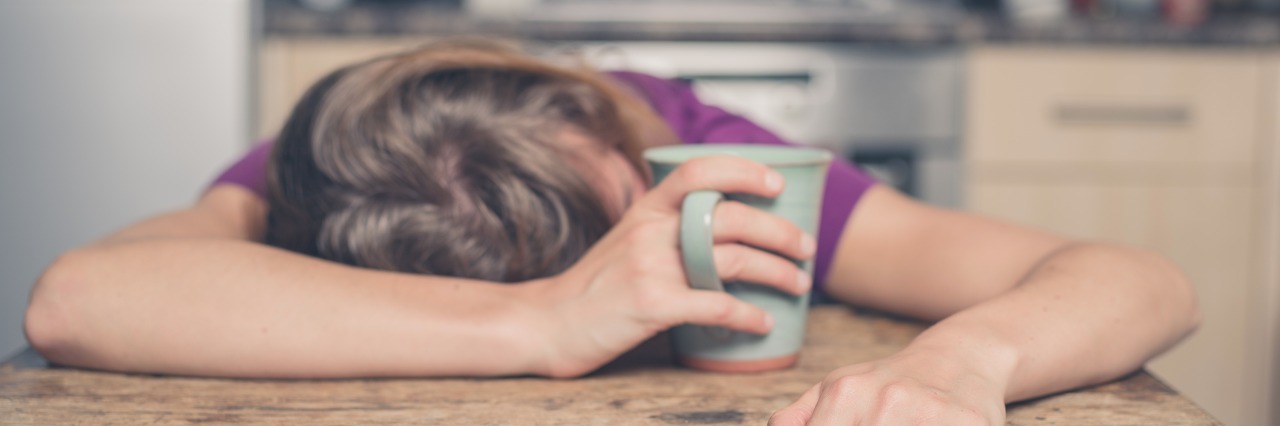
[540,41,965,207]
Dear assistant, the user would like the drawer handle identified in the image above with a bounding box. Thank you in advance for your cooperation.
[1053,104,1192,127]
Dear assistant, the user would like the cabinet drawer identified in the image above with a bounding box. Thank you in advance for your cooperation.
[966,47,1263,166]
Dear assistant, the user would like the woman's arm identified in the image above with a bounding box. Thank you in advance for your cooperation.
[24,185,547,378]
[25,157,811,379]
[772,185,1201,424]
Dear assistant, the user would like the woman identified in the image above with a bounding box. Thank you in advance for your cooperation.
[24,39,1199,424]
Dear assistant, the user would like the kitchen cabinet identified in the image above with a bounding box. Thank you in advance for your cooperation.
[257,37,433,138]
[1261,51,1280,426]
[965,45,1278,426]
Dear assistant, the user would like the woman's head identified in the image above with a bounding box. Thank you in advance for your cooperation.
[266,39,672,282]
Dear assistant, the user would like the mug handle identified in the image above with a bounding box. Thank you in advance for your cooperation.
[680,190,726,293]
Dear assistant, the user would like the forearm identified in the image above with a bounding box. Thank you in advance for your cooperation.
[903,243,1201,402]
[25,237,544,378]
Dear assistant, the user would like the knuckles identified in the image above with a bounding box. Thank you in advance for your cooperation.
[619,249,667,277]
[878,379,928,408]
[628,280,670,315]
[713,201,758,229]
[712,201,807,259]
[669,156,769,190]
[767,410,806,426]
[671,160,715,186]
[823,373,872,398]
[704,292,739,325]
[819,372,996,426]
[617,216,677,246]
[712,245,749,278]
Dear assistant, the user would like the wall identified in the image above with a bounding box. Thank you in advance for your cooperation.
[0,1,255,358]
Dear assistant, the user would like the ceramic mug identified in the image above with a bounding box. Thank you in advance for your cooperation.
[644,144,831,373]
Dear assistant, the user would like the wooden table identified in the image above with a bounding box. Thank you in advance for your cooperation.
[0,306,1218,425]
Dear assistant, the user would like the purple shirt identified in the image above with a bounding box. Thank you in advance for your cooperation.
[211,71,876,286]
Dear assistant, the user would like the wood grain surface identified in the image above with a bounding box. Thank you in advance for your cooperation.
[0,306,1219,425]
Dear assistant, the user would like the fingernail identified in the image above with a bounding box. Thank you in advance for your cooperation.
[763,313,775,330]
[765,171,784,192]
[796,271,812,293]
[800,234,817,257]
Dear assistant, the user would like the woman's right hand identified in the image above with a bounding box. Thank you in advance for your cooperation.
[518,156,817,378]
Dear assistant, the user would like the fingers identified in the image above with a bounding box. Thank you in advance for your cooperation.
[639,244,807,335]
[667,290,774,335]
[769,384,821,426]
[713,245,810,296]
[809,374,874,425]
[713,201,815,262]
[641,156,784,211]
[808,377,994,426]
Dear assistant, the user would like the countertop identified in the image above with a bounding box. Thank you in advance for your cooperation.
[263,1,1280,46]
[0,306,1220,424]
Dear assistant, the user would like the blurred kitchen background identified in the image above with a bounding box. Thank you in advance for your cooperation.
[1,0,1278,423]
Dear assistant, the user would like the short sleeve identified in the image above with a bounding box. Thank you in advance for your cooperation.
[207,140,274,199]
[606,71,878,288]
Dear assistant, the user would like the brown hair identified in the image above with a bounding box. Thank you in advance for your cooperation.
[265,39,676,282]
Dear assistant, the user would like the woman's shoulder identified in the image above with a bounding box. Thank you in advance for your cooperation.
[207,140,274,200]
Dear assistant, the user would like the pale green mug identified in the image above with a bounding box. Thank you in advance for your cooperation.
[645,144,831,373]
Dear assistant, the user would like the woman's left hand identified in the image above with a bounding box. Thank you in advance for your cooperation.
[769,346,1009,425]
